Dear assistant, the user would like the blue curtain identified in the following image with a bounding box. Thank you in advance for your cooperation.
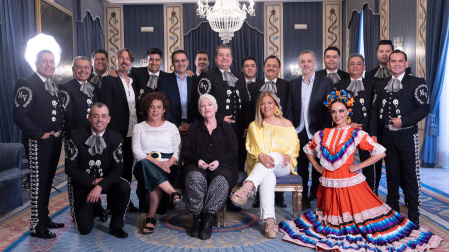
[0,0,35,143]
[362,4,380,71]
[184,21,264,80]
[419,0,449,167]
[348,10,361,55]
[75,11,104,57]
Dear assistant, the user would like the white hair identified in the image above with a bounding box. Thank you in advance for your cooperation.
[198,94,218,110]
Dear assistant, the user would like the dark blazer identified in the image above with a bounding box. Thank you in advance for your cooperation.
[369,74,430,136]
[65,127,123,192]
[316,69,350,82]
[285,73,334,135]
[158,72,199,127]
[248,78,290,121]
[59,78,98,137]
[365,66,412,81]
[335,78,376,131]
[13,73,64,140]
[98,75,138,137]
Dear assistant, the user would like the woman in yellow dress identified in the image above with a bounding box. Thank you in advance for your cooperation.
[231,91,300,238]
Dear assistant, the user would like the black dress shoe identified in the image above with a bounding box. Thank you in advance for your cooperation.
[98,209,108,222]
[126,202,139,213]
[301,198,311,211]
[409,217,420,227]
[307,193,317,201]
[30,229,56,239]
[199,212,215,240]
[252,197,260,208]
[275,200,288,208]
[227,197,242,211]
[106,205,113,216]
[46,221,64,228]
[190,214,201,237]
[109,227,128,238]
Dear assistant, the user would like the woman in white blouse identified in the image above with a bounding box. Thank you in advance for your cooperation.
[132,92,181,235]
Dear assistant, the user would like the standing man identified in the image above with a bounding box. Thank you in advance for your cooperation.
[286,50,333,209]
[365,40,394,81]
[65,102,130,238]
[158,50,198,134]
[193,49,210,84]
[99,48,139,213]
[370,50,429,225]
[198,44,251,211]
[316,47,350,84]
[88,49,109,88]
[242,56,258,101]
[334,53,378,193]
[13,50,64,238]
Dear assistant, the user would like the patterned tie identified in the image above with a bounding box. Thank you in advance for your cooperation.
[223,71,238,87]
[326,73,341,84]
[384,78,403,92]
[44,79,58,97]
[346,79,364,97]
[259,81,277,93]
[85,134,107,156]
[374,67,392,79]
[80,82,94,98]
[146,75,158,90]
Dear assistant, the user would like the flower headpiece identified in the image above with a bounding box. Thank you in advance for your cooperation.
[323,90,354,116]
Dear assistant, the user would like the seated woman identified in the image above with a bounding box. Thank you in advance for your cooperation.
[181,94,238,240]
[279,90,441,251]
[132,92,182,235]
[231,91,300,239]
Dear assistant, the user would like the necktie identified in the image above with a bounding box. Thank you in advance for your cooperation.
[374,67,392,79]
[327,73,341,84]
[223,71,238,87]
[146,75,158,90]
[346,79,364,97]
[259,81,277,93]
[45,80,58,97]
[90,74,101,85]
[80,82,94,98]
[85,134,107,156]
[384,78,403,92]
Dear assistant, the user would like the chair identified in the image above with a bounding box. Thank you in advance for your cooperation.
[0,143,25,216]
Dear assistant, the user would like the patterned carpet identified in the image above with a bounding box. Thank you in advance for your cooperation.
[1,166,448,252]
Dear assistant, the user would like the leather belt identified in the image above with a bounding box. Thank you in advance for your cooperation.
[147,151,173,160]
[384,124,416,131]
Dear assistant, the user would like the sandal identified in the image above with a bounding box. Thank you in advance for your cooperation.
[142,217,156,235]
[264,218,277,239]
[231,186,252,205]
[170,192,182,208]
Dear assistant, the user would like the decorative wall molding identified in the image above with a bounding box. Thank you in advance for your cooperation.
[346,28,350,72]
[164,4,183,73]
[104,5,125,69]
[264,3,283,78]
[322,1,342,69]
[416,0,426,79]
[379,0,389,40]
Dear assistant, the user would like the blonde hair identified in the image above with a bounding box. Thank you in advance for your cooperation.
[254,91,283,128]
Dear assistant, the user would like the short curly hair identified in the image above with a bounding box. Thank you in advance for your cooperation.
[140,92,170,121]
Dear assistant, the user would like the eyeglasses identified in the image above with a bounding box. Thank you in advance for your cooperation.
[74,66,91,70]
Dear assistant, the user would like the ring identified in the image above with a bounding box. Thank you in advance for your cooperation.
[265,163,269,167]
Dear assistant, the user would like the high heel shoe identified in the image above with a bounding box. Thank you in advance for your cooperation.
[142,217,156,235]
[170,192,182,208]
[231,186,252,205]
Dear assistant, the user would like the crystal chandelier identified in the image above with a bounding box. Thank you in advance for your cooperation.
[197,0,255,43]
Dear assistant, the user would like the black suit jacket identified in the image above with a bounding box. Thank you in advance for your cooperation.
[248,78,290,121]
[334,78,375,131]
[98,75,138,137]
[316,69,350,82]
[285,73,334,136]
[65,127,123,192]
[158,72,198,127]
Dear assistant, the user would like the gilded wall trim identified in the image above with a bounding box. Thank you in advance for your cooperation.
[164,4,183,73]
[323,2,342,69]
[264,3,283,78]
[380,0,389,40]
[104,6,125,69]
[416,0,426,79]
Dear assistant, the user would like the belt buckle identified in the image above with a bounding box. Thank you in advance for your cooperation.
[149,151,162,160]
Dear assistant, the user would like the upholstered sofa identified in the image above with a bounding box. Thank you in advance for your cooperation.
[0,143,25,216]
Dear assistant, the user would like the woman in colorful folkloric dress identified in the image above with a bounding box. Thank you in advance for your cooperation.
[279,90,441,251]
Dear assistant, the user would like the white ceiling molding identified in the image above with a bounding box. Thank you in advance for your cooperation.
[103,0,342,5]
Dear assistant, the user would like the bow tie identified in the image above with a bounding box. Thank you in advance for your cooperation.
[346,79,364,97]
[85,134,107,156]
[45,80,58,97]
[80,82,94,98]
[223,71,238,87]
[327,73,341,84]
[147,75,158,90]
[260,81,277,93]
[384,78,403,93]
[374,67,392,79]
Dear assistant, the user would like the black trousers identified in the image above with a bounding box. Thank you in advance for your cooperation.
[26,135,62,233]
[107,137,133,207]
[73,178,130,235]
[296,129,321,198]
[382,126,421,220]
[359,149,382,195]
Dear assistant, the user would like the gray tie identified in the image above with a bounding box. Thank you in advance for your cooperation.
[85,134,107,156]
[327,73,341,84]
[146,75,158,90]
[80,82,94,98]
[374,67,392,79]
[346,79,364,97]
[384,78,403,92]
[259,81,277,93]
[223,71,238,87]
[45,80,58,97]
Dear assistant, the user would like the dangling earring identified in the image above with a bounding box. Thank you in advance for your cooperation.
[332,120,335,127]
[345,117,351,124]
[274,108,280,116]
